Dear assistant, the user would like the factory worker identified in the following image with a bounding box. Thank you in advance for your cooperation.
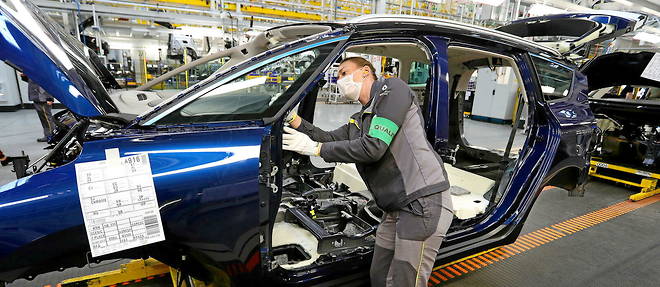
[26,78,57,142]
[283,56,453,287]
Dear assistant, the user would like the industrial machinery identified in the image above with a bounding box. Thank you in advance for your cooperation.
[582,52,660,201]
[588,98,660,201]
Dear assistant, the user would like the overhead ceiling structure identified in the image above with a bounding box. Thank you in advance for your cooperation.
[600,0,660,17]
[34,0,510,36]
[34,0,384,45]
[32,0,660,53]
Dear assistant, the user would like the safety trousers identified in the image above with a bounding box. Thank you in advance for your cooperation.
[370,191,453,287]
[33,102,56,138]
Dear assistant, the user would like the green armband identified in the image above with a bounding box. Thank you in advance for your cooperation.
[368,116,399,145]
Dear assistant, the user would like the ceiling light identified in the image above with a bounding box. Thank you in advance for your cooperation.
[642,7,660,17]
[612,0,633,6]
[471,0,505,6]
[634,32,660,44]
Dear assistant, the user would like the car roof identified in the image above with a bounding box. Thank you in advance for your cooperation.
[345,15,563,59]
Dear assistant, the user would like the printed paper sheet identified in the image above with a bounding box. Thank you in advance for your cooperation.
[75,150,164,257]
[641,53,660,82]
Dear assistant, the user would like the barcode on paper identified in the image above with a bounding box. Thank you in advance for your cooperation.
[145,215,160,236]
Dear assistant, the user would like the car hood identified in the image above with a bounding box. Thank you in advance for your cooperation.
[580,51,659,92]
[583,52,660,124]
[497,12,645,54]
[0,0,117,117]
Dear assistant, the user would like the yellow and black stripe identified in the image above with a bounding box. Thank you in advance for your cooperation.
[427,194,660,286]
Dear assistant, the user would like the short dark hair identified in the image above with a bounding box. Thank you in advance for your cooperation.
[340,57,378,80]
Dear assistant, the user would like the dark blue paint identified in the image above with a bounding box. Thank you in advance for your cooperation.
[533,53,595,126]
[0,125,267,266]
[0,13,102,117]
[497,53,564,227]
[423,36,450,147]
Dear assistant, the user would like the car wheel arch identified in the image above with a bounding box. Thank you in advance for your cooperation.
[540,165,585,196]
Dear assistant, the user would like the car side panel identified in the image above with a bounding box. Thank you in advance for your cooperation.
[545,70,596,196]
[422,35,450,146]
[0,126,267,281]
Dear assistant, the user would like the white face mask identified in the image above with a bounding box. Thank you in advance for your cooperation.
[337,69,363,101]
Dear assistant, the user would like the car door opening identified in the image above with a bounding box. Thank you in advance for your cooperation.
[268,42,531,271]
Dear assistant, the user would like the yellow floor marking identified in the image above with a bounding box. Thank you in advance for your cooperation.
[429,195,660,286]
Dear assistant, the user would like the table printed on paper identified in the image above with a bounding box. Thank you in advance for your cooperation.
[641,53,660,82]
[75,149,165,257]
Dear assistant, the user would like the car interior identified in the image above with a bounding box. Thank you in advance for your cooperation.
[445,46,528,229]
[270,42,531,270]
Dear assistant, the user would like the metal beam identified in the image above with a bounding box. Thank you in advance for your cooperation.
[33,0,299,27]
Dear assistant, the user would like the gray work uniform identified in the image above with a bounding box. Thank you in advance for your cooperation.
[295,77,454,287]
[28,79,56,138]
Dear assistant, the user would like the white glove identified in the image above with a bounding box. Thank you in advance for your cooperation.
[283,126,321,156]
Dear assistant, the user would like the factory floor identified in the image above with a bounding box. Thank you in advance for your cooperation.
[0,109,61,185]
[433,182,659,287]
[1,105,658,287]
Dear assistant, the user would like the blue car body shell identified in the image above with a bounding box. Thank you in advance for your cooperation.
[507,13,640,31]
[496,12,642,56]
[0,2,119,117]
[0,125,268,278]
[0,6,598,285]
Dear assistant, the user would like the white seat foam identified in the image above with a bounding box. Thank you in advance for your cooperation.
[332,163,493,220]
[271,222,321,270]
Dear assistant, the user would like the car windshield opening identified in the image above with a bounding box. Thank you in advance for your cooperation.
[152,43,337,124]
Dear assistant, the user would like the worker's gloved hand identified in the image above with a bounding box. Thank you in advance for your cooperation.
[283,127,321,156]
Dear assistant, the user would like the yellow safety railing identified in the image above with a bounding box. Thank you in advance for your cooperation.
[589,158,660,201]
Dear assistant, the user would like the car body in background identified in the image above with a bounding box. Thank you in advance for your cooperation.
[581,52,660,169]
[497,12,646,55]
[0,1,596,286]
[497,13,659,179]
